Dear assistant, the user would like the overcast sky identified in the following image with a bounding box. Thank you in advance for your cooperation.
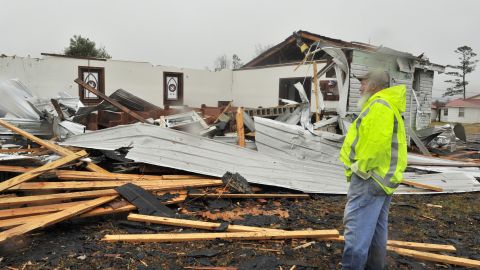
[2,0,479,99]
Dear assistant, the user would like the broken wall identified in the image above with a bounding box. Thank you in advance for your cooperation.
[349,50,435,130]
[232,62,338,110]
[0,55,233,108]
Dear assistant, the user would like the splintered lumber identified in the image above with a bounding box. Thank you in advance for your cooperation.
[128,214,283,232]
[102,229,340,243]
[0,118,108,173]
[129,215,456,253]
[80,194,187,218]
[236,107,245,147]
[55,170,209,181]
[0,195,188,228]
[386,239,456,252]
[0,148,43,154]
[0,150,88,192]
[329,236,456,253]
[0,165,36,173]
[8,179,222,191]
[75,78,149,124]
[387,246,480,268]
[0,182,219,207]
[0,201,84,219]
[0,195,117,242]
[402,179,443,192]
[188,193,309,199]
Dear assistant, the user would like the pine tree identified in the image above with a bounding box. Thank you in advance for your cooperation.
[443,46,478,99]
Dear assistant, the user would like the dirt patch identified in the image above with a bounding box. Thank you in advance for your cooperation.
[1,192,479,269]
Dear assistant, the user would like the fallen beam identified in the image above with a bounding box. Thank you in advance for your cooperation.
[128,214,282,232]
[401,179,443,192]
[0,196,117,242]
[0,148,43,154]
[187,193,309,199]
[129,214,456,253]
[102,230,340,243]
[0,181,216,207]
[75,78,149,124]
[0,201,84,219]
[0,195,188,228]
[8,179,222,190]
[387,246,480,268]
[0,119,108,173]
[0,150,88,192]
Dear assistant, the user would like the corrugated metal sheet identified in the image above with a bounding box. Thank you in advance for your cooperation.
[61,123,480,194]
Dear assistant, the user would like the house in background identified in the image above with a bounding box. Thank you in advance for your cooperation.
[440,94,480,123]
[0,30,444,130]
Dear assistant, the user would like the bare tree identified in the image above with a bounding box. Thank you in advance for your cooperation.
[232,54,243,69]
[254,43,273,57]
[214,54,229,71]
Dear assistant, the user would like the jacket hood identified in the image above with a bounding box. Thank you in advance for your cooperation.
[367,85,407,113]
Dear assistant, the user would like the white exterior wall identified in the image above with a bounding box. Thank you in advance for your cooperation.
[0,56,232,108]
[441,107,480,123]
[232,63,338,110]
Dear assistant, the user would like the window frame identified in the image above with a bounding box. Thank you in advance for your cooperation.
[458,107,465,117]
[78,66,105,105]
[163,72,184,106]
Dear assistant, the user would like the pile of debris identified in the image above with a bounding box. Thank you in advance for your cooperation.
[0,78,479,268]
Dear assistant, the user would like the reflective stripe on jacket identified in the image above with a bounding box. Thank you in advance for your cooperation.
[339,85,408,195]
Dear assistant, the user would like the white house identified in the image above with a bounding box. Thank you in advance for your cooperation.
[440,94,480,123]
[0,30,444,130]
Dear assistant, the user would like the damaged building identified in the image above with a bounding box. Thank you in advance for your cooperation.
[0,30,444,131]
[1,30,480,269]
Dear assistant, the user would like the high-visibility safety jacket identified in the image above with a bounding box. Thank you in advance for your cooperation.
[340,85,408,195]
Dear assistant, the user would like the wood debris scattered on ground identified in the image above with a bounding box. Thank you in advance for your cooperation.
[0,103,478,269]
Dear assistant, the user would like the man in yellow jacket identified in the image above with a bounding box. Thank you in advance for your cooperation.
[339,70,407,269]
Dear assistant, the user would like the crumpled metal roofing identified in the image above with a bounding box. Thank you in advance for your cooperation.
[61,123,480,194]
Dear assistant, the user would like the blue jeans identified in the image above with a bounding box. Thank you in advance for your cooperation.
[342,173,392,270]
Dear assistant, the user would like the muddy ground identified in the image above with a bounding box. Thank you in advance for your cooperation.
[1,191,479,270]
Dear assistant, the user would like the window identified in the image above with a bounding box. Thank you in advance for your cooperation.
[278,77,311,104]
[319,80,339,101]
[78,66,105,105]
[163,72,184,106]
[459,108,465,117]
[444,108,448,116]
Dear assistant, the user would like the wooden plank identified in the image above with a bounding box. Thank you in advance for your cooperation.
[0,165,35,173]
[0,201,83,219]
[236,107,245,147]
[50,99,65,121]
[129,216,455,253]
[387,246,480,268]
[0,119,108,173]
[55,171,210,181]
[213,101,233,124]
[102,229,340,243]
[387,239,456,252]
[187,193,310,199]
[0,182,220,207]
[0,196,117,242]
[329,236,456,252]
[401,179,443,192]
[9,179,223,190]
[0,195,187,227]
[407,125,432,156]
[0,150,88,192]
[80,194,187,218]
[0,148,43,154]
[128,214,283,232]
[75,79,148,124]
